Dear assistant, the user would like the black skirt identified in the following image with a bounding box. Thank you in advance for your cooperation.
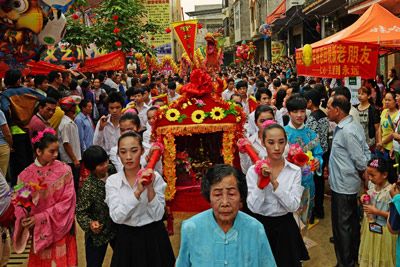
[111,221,175,267]
[250,212,309,267]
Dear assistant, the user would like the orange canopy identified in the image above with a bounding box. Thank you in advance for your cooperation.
[307,3,400,50]
[266,0,286,25]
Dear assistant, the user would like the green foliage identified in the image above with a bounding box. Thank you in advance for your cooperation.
[63,0,160,53]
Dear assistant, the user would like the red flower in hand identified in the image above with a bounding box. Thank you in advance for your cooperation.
[115,41,122,47]
[292,153,309,167]
[72,13,79,20]
[113,28,120,34]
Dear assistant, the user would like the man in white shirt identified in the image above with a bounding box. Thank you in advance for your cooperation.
[167,81,180,103]
[58,97,81,193]
[222,78,235,101]
[93,92,124,155]
[104,70,118,90]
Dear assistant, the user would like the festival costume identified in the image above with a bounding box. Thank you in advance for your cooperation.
[359,182,396,267]
[13,159,77,267]
[284,122,324,222]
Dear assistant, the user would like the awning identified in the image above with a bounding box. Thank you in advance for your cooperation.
[266,0,286,25]
[303,0,346,15]
[348,0,400,15]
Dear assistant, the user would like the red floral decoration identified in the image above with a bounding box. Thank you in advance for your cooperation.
[165,27,171,33]
[72,13,79,20]
[198,23,203,29]
[181,69,214,97]
[113,28,120,34]
[112,15,119,21]
[115,40,122,47]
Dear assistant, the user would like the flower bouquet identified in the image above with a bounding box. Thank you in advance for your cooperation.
[175,151,196,180]
[360,194,375,222]
[287,144,318,176]
[12,182,46,215]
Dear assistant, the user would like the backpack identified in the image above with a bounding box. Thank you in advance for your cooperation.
[0,87,45,129]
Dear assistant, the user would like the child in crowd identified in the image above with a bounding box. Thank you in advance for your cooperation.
[77,145,116,267]
[359,158,396,266]
[284,94,324,225]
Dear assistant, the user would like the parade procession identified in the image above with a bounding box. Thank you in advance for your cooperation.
[1,0,400,266]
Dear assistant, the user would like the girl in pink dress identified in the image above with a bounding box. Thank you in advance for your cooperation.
[13,128,77,267]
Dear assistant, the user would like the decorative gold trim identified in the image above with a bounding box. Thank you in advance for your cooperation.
[156,123,236,136]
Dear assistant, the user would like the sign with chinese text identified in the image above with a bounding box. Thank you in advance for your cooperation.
[145,0,172,57]
[42,44,107,64]
[172,20,198,60]
[271,41,286,62]
[295,42,379,79]
[345,76,362,105]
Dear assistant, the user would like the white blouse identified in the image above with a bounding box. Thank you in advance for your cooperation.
[239,133,267,174]
[105,170,166,227]
[246,160,304,217]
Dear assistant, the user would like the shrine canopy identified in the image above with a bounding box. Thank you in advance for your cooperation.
[296,3,400,79]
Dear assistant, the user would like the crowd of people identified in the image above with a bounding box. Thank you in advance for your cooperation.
[0,59,400,267]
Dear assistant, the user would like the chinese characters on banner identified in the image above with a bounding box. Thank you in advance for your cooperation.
[171,20,198,61]
[295,42,379,78]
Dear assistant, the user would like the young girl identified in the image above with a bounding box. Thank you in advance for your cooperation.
[13,128,77,266]
[246,122,309,267]
[76,145,116,267]
[357,86,380,150]
[359,158,397,266]
[105,132,175,266]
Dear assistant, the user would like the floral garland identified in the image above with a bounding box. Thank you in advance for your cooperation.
[222,129,235,165]
[163,132,176,201]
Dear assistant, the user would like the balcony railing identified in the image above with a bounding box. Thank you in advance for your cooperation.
[348,0,367,7]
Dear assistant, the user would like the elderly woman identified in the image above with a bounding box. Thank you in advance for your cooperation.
[176,164,276,267]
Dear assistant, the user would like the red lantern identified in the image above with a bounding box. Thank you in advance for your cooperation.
[115,40,122,47]
[72,13,79,20]
[197,23,203,29]
[165,27,171,34]
[113,28,120,34]
[112,15,119,21]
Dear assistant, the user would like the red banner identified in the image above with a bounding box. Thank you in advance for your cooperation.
[172,20,198,60]
[78,51,126,73]
[296,42,379,79]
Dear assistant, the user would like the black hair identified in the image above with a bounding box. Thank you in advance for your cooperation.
[290,81,300,93]
[147,106,159,114]
[367,157,389,174]
[262,123,287,142]
[314,83,328,108]
[236,80,247,89]
[255,80,265,89]
[273,79,281,88]
[227,78,234,84]
[106,92,125,108]
[32,131,58,151]
[168,81,176,90]
[275,89,286,110]
[47,71,61,83]
[286,94,307,112]
[81,80,90,89]
[70,79,78,91]
[119,112,141,128]
[4,69,22,87]
[132,88,145,96]
[106,70,114,78]
[333,86,351,101]
[255,105,275,122]
[38,97,57,108]
[331,95,351,115]
[79,99,91,110]
[82,145,109,172]
[98,73,106,82]
[34,75,48,88]
[61,71,71,80]
[140,76,149,84]
[255,88,272,101]
[117,131,143,151]
[201,164,247,202]
[303,88,321,107]
[142,86,150,93]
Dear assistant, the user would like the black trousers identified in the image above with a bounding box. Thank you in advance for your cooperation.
[68,163,80,194]
[331,191,360,267]
[9,133,33,186]
[313,151,330,217]
[85,236,110,267]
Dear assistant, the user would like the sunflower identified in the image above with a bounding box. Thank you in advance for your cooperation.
[191,110,206,123]
[166,108,180,121]
[210,107,225,120]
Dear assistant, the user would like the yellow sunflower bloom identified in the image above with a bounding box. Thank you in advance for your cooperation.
[210,107,225,120]
[166,108,180,121]
[191,110,206,124]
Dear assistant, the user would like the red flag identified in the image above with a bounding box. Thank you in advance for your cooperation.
[79,51,126,73]
[172,20,198,60]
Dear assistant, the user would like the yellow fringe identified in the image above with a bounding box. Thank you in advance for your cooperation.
[156,123,236,135]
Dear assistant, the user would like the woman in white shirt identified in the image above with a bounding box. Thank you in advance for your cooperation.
[240,105,275,174]
[105,132,175,266]
[246,123,309,267]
